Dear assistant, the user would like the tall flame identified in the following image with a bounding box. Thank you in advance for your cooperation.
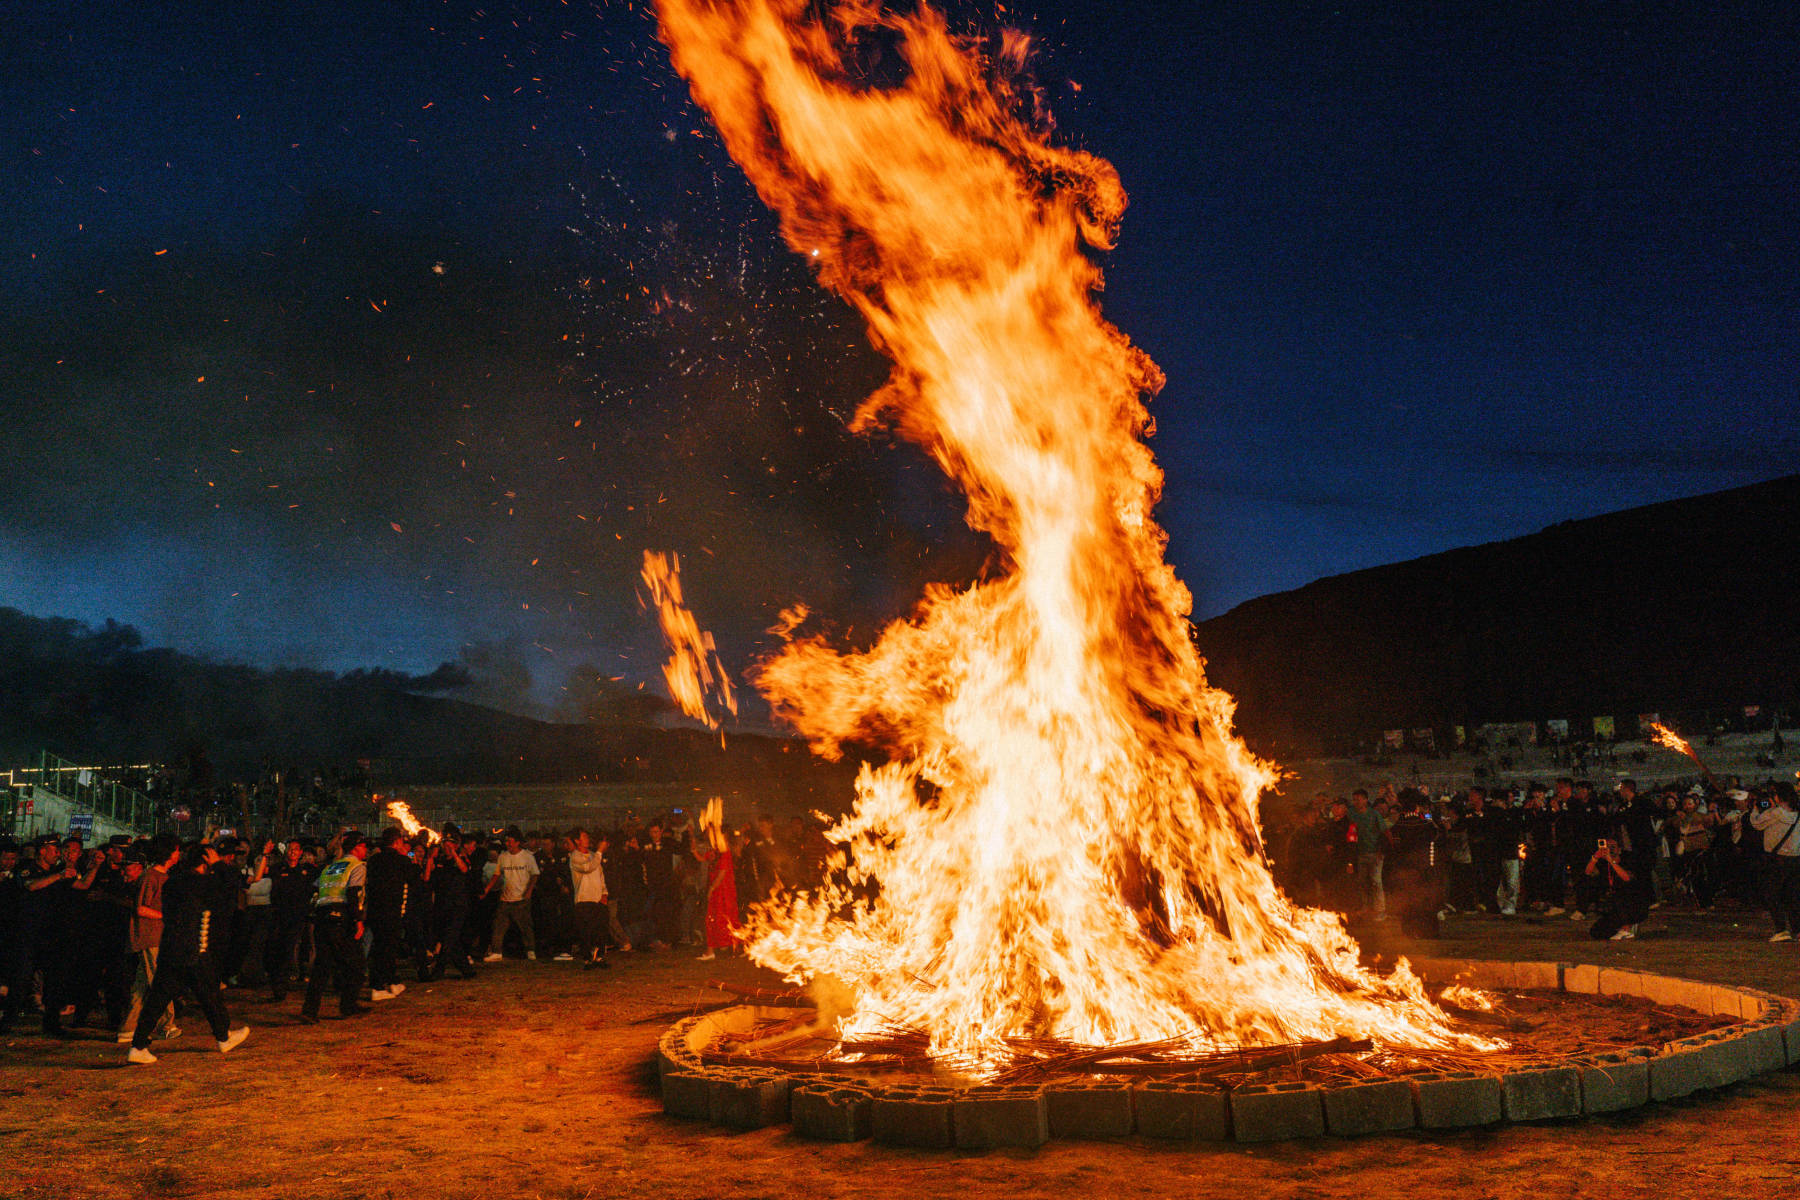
[657,0,1487,1066]
[642,550,739,730]
[385,800,437,845]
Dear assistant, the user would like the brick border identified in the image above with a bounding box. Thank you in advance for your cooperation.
[658,964,1797,1144]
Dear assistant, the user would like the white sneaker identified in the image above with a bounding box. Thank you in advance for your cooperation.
[127,1046,157,1065]
[696,950,716,961]
[483,952,503,963]
[526,951,537,961]
[1770,931,1792,943]
[218,1026,249,1053]
[1570,911,1586,921]
[1610,927,1636,941]
[553,952,574,961]
[387,983,405,998]
[1546,907,1566,916]
[370,988,395,1001]
[1499,908,1517,917]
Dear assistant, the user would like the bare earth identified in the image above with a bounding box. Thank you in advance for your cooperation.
[4,907,1799,1200]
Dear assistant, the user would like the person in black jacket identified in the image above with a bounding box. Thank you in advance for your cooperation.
[423,826,478,980]
[126,841,249,1063]
[72,837,137,1034]
[0,838,31,1033]
[365,829,421,1001]
[1387,794,1445,938]
[264,839,319,1002]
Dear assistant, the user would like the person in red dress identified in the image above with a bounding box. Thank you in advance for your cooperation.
[694,800,739,961]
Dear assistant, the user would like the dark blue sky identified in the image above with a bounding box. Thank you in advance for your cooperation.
[2,1,1795,713]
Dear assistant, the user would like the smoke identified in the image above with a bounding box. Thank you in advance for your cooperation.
[0,183,987,689]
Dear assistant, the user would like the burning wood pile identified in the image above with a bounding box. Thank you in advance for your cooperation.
[654,0,1499,1077]
[689,980,1739,1092]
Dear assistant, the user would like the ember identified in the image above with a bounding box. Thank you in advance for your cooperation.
[657,0,1494,1072]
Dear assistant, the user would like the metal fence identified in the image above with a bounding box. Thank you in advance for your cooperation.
[1,750,163,837]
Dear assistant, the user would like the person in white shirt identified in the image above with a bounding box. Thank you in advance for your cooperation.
[482,828,540,961]
[565,829,612,970]
[1749,784,1800,942]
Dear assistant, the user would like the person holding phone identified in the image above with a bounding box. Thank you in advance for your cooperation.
[1585,837,1651,941]
[1749,783,1800,943]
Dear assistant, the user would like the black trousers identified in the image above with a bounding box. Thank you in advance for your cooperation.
[1589,890,1652,940]
[0,940,33,1028]
[131,954,230,1048]
[264,911,309,998]
[1760,857,1800,934]
[572,901,609,962]
[73,944,134,1029]
[368,918,403,991]
[37,939,77,1034]
[303,913,363,1016]
[432,903,472,976]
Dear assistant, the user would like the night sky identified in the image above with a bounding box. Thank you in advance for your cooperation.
[3,1,1795,715]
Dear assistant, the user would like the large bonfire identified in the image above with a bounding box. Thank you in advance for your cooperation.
[656,0,1489,1071]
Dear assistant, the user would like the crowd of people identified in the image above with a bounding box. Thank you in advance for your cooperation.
[1274,776,1800,943]
[10,776,1799,1062]
[0,809,832,1062]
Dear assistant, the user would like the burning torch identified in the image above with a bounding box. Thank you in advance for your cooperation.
[384,799,440,845]
[1649,722,1718,789]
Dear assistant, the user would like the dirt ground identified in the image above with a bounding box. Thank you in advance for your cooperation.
[5,906,1800,1200]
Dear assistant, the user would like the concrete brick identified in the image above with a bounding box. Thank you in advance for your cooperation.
[1579,1054,1650,1114]
[1459,960,1514,990]
[1706,987,1746,1019]
[953,1088,1048,1149]
[1740,1024,1788,1078]
[1563,963,1600,995]
[1650,977,1725,1014]
[1677,1032,1753,1089]
[1132,1081,1230,1141]
[1737,990,1781,1021]
[1231,1082,1325,1142]
[1322,1078,1415,1136]
[872,1091,956,1149]
[1045,1082,1134,1139]
[791,1086,873,1142]
[1500,1066,1582,1121]
[1781,1013,1800,1066]
[1412,1072,1503,1128]
[661,1071,713,1120]
[1596,967,1651,998]
[1402,956,1467,985]
[1649,1043,1716,1101]
[1512,961,1562,990]
[709,1072,791,1130]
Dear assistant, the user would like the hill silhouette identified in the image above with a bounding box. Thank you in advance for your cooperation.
[0,607,843,800]
[1193,474,1800,754]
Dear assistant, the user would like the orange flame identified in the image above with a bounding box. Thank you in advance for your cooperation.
[658,0,1491,1068]
[642,550,739,731]
[385,800,436,844]
[1649,722,1696,759]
